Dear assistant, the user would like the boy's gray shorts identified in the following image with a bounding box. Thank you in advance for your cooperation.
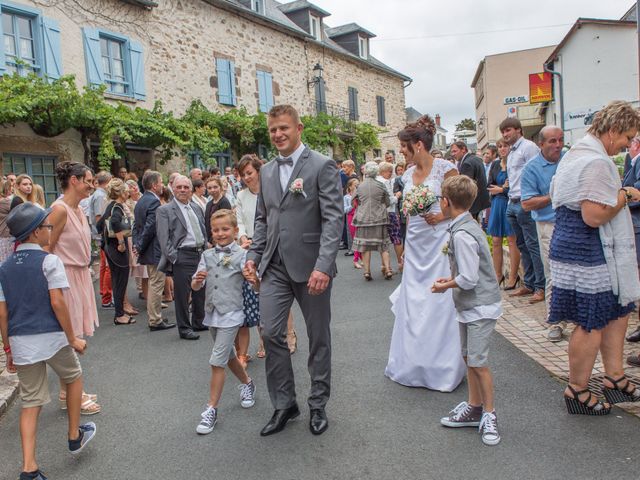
[459,318,496,368]
[208,326,240,367]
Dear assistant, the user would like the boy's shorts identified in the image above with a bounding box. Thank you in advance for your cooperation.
[459,318,496,368]
[15,345,82,408]
[209,326,240,367]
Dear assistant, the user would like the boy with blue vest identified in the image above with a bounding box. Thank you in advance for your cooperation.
[0,203,96,480]
[191,209,256,435]
[432,176,503,446]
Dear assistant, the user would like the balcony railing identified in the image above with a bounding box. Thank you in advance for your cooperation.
[312,101,356,135]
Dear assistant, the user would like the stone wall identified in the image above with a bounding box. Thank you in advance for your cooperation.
[2,0,407,168]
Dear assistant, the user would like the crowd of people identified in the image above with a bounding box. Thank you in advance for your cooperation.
[3,100,640,478]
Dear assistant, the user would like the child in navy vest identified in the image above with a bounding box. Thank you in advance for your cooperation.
[190,209,257,435]
[431,176,503,447]
[0,203,97,480]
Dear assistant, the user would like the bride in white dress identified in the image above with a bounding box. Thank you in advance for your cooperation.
[385,116,466,392]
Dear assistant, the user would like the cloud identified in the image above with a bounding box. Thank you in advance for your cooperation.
[312,0,632,136]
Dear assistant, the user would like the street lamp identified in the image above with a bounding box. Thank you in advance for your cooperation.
[307,62,324,87]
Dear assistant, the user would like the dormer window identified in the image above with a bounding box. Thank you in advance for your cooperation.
[310,14,322,41]
[358,36,368,59]
[250,0,264,15]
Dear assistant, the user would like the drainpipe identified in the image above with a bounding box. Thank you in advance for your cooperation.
[544,62,564,132]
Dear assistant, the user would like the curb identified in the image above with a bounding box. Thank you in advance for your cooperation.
[0,370,19,419]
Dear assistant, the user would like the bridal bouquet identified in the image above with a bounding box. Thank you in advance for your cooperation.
[402,184,437,217]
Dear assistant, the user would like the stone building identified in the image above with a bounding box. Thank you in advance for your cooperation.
[0,0,410,193]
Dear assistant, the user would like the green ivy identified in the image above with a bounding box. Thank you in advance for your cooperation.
[1,72,382,169]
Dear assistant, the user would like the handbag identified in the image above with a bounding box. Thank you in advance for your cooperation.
[106,203,132,239]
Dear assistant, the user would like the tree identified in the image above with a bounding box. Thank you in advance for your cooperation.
[455,118,476,131]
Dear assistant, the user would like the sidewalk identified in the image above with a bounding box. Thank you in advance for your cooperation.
[499,291,640,416]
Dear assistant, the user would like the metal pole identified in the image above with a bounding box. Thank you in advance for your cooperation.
[544,63,564,132]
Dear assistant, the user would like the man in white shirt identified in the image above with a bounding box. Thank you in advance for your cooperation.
[500,117,545,302]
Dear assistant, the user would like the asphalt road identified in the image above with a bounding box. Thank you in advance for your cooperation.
[1,253,640,480]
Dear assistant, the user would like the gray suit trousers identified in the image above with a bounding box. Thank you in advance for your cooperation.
[260,255,332,410]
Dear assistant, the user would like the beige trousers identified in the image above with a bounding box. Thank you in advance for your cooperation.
[536,221,554,320]
[146,265,166,326]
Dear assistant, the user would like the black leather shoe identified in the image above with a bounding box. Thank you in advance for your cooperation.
[627,327,640,342]
[193,326,208,332]
[149,321,176,331]
[309,408,328,435]
[180,331,200,340]
[260,404,300,436]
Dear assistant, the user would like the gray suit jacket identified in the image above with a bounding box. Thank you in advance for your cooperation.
[248,146,343,283]
[156,198,207,274]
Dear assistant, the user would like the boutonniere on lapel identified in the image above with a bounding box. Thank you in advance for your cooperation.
[441,241,449,255]
[289,178,307,198]
[222,255,232,267]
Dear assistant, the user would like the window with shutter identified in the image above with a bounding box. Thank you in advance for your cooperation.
[348,87,359,121]
[376,95,386,126]
[216,58,237,106]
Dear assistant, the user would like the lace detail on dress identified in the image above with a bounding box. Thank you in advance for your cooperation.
[402,160,458,215]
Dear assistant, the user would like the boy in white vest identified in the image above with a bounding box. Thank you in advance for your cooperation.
[191,209,257,435]
[432,176,503,446]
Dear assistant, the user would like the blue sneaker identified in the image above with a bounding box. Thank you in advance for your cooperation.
[69,422,97,455]
[19,470,47,480]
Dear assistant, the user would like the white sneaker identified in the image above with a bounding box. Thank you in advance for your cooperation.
[196,406,217,435]
[479,411,501,446]
[238,379,256,408]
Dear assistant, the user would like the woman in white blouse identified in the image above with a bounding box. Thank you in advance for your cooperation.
[236,154,298,358]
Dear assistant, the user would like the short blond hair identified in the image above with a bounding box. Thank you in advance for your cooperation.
[588,101,640,137]
[210,208,237,228]
[441,175,477,210]
[378,161,393,174]
[107,178,128,200]
[342,160,355,170]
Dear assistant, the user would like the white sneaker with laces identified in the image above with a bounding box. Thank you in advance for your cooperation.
[479,411,501,446]
[239,379,256,408]
[196,406,217,435]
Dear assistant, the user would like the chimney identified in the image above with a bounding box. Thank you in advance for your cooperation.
[435,114,441,127]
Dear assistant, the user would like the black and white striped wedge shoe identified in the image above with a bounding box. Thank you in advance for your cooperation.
[564,385,611,416]
[602,375,640,404]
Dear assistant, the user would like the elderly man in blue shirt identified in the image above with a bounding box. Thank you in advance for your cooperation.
[521,126,564,342]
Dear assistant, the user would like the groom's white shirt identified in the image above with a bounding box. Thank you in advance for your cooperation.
[278,142,306,193]
[450,212,503,324]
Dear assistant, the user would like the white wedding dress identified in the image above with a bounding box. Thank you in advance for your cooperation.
[385,159,466,392]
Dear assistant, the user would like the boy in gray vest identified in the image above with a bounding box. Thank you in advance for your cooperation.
[0,203,96,480]
[432,176,503,446]
[191,209,257,435]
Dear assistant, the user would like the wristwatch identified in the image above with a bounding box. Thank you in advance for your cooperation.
[622,188,633,204]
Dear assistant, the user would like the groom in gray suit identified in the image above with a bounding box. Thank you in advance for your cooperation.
[246,105,343,436]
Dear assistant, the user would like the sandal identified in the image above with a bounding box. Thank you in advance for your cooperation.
[353,262,363,269]
[59,392,99,411]
[384,269,393,280]
[114,315,136,325]
[256,344,266,359]
[364,272,372,281]
[124,307,140,316]
[564,384,611,415]
[287,329,297,355]
[80,397,101,416]
[602,375,640,404]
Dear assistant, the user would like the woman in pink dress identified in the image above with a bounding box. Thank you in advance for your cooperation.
[48,161,101,415]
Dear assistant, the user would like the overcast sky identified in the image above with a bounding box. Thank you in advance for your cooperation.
[313,0,633,136]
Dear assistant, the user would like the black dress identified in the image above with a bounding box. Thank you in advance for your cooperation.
[98,201,130,318]
[204,196,232,244]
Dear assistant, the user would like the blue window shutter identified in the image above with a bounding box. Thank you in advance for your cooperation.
[41,17,62,81]
[264,72,273,111]
[128,39,146,100]
[257,71,273,113]
[353,88,359,121]
[257,71,267,113]
[216,58,234,105]
[82,27,104,86]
